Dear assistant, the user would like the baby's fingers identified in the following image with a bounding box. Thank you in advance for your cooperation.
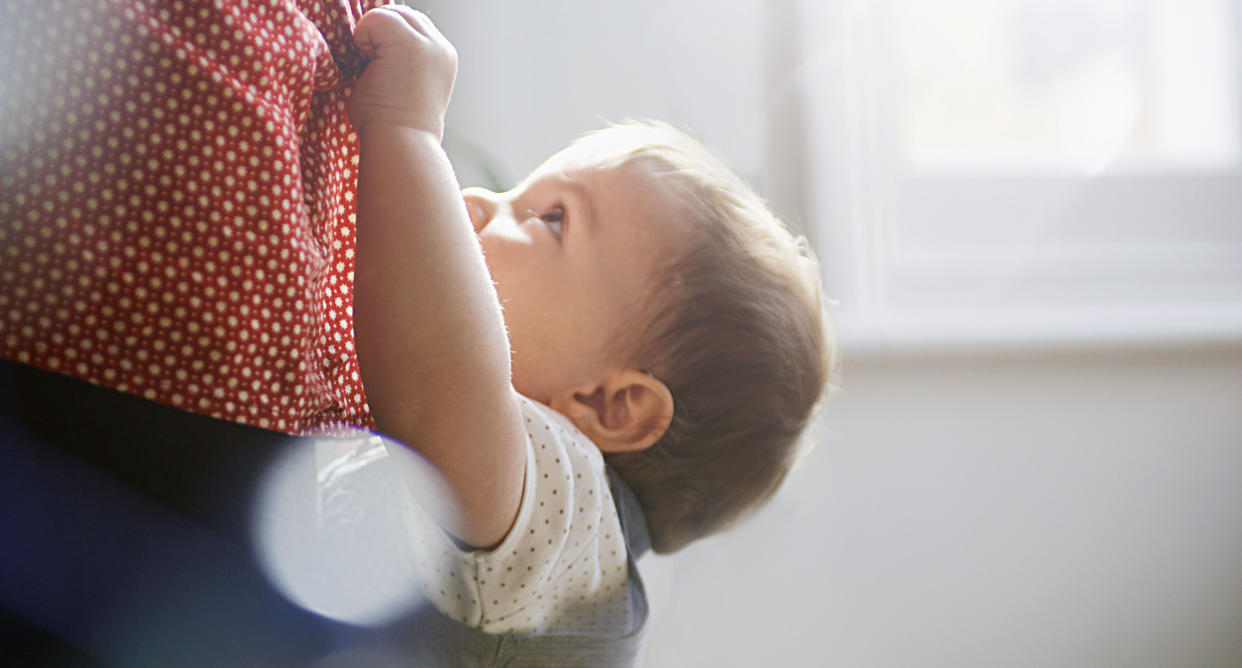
[354,7,418,59]
[353,6,446,59]
[383,4,448,44]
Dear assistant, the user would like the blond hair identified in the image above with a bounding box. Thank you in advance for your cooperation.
[571,120,836,554]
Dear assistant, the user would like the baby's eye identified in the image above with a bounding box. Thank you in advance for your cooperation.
[539,206,565,240]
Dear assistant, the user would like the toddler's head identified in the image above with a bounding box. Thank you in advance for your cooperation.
[464,120,835,554]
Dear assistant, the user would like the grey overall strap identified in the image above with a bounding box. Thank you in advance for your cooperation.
[607,464,652,561]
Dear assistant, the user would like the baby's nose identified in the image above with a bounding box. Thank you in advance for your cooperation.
[461,187,499,232]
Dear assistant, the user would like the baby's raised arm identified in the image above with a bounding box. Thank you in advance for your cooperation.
[348,7,525,549]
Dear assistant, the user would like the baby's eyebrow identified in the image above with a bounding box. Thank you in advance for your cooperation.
[559,178,597,236]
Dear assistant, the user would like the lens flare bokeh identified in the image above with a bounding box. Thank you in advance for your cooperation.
[251,433,457,626]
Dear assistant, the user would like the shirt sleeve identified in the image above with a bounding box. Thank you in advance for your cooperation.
[404,396,632,635]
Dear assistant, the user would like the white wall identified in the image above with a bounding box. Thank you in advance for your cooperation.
[642,344,1242,667]
[422,0,767,191]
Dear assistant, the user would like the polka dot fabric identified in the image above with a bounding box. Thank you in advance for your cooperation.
[401,396,632,636]
[0,0,390,433]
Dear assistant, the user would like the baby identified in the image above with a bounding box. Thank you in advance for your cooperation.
[346,6,834,635]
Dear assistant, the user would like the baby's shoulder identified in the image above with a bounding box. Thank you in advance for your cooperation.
[443,396,631,634]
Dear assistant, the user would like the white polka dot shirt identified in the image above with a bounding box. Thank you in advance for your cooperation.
[413,396,632,636]
[325,395,633,636]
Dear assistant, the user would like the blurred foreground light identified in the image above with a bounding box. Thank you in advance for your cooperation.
[251,433,457,626]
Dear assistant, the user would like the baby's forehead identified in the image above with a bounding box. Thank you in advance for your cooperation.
[527,143,616,181]
[527,147,677,203]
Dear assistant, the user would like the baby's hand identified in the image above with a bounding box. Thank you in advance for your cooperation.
[348,6,457,139]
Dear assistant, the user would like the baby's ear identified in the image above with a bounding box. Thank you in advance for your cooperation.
[550,369,673,453]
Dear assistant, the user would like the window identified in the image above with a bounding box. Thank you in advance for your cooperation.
[800,0,1242,350]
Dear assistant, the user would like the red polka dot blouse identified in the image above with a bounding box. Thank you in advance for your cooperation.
[1,0,391,434]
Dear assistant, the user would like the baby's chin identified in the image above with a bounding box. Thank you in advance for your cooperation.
[507,368,546,405]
